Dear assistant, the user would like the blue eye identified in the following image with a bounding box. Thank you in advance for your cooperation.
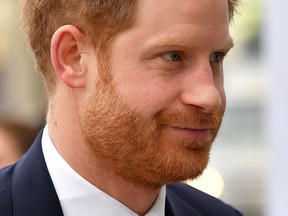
[210,52,224,63]
[162,51,181,62]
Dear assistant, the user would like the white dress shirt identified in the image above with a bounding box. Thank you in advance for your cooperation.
[42,126,166,216]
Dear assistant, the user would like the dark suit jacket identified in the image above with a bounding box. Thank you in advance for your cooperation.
[0,132,243,216]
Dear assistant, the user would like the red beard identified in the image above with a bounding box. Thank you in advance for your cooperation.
[80,82,224,189]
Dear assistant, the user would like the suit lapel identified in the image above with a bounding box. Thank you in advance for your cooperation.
[165,196,176,216]
[12,131,63,216]
[166,185,201,216]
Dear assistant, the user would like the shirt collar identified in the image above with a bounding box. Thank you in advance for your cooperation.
[42,126,166,216]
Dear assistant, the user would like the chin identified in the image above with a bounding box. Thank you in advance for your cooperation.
[124,146,211,190]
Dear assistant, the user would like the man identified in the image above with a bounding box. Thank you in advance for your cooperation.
[0,0,242,215]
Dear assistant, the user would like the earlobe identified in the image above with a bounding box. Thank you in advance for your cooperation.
[51,25,88,88]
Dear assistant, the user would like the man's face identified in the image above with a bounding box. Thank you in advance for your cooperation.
[81,0,232,188]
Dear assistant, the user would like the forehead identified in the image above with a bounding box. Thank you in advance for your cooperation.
[136,0,229,26]
[111,0,231,62]
[122,0,231,51]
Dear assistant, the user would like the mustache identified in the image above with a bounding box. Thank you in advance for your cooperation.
[156,108,224,130]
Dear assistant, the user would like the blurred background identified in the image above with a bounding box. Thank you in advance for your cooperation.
[0,0,287,215]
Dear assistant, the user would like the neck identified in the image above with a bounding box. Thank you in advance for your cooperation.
[83,163,161,215]
[47,94,161,215]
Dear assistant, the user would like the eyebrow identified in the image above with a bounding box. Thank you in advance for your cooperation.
[215,38,234,51]
[142,38,191,50]
[142,37,234,51]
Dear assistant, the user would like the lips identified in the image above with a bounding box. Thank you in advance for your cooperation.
[164,125,212,139]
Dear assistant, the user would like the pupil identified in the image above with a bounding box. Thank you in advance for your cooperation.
[171,52,179,61]
[214,53,221,62]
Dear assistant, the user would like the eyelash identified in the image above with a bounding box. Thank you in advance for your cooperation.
[158,50,228,69]
[209,52,227,63]
[161,51,227,60]
[161,51,183,62]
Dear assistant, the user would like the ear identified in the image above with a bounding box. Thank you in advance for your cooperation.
[51,25,89,88]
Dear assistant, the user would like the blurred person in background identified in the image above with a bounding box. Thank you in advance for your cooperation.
[0,119,36,168]
[0,0,243,215]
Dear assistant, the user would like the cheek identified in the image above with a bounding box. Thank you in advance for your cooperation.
[119,79,179,113]
[111,66,179,112]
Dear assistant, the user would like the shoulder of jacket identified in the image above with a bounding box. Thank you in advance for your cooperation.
[166,182,243,216]
[0,165,15,215]
[0,165,15,192]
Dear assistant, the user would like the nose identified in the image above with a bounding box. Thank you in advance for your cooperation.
[179,65,224,113]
